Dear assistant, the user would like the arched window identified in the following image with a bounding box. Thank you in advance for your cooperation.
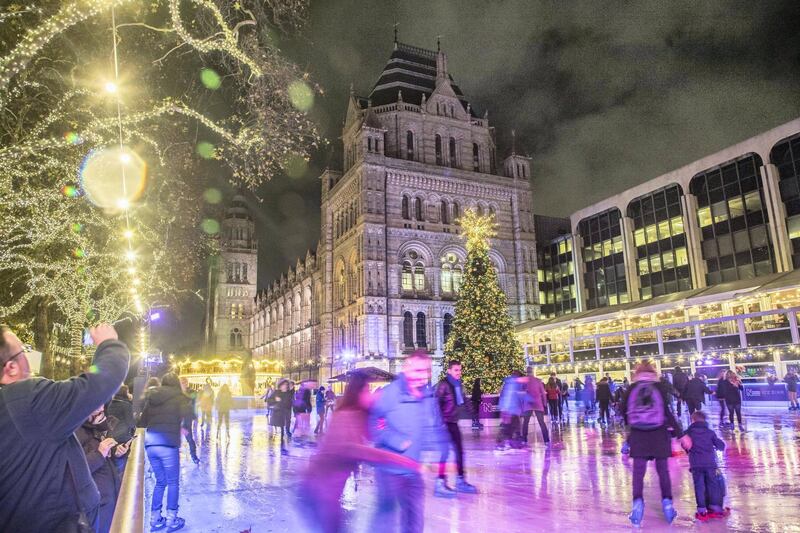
[414,262,425,291]
[440,200,449,224]
[368,137,373,152]
[441,264,453,293]
[401,195,410,219]
[489,205,496,218]
[402,261,413,292]
[435,135,443,165]
[337,265,346,306]
[452,202,460,223]
[444,313,453,341]
[230,329,236,347]
[449,137,457,167]
[453,267,463,293]
[406,131,414,160]
[472,143,480,171]
[416,312,427,348]
[415,197,424,221]
[403,312,414,348]
[477,204,484,217]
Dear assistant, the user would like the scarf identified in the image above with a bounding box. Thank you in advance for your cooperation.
[447,375,464,406]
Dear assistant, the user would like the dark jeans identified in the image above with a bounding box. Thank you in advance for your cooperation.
[371,470,424,533]
[439,422,465,477]
[726,401,742,425]
[201,409,212,429]
[497,415,520,443]
[471,400,481,424]
[147,445,180,511]
[547,399,560,420]
[522,410,549,443]
[718,400,727,424]
[598,400,611,423]
[691,468,724,511]
[686,399,702,416]
[184,425,198,461]
[632,457,672,501]
[217,410,230,432]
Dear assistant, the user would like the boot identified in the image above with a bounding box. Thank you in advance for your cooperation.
[165,509,185,532]
[150,510,166,531]
[455,475,478,494]
[662,498,677,524]
[433,478,457,498]
[629,498,644,527]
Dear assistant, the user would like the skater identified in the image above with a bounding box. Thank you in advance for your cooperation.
[298,371,418,533]
[496,371,526,451]
[140,373,193,531]
[292,382,313,439]
[470,377,484,429]
[596,377,612,425]
[215,383,233,436]
[672,366,689,417]
[681,411,728,520]
[713,370,728,427]
[683,373,711,416]
[784,369,798,410]
[368,351,448,533]
[718,370,745,431]
[267,379,294,454]
[559,378,570,415]
[584,375,596,414]
[198,382,214,432]
[178,377,200,465]
[573,377,584,408]
[314,386,327,434]
[522,367,552,447]
[545,376,561,423]
[435,360,478,496]
[549,372,564,420]
[622,361,682,527]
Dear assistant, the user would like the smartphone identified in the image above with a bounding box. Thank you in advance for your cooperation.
[83,328,94,346]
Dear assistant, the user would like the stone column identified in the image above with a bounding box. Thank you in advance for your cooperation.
[681,193,707,289]
[760,163,793,272]
[621,216,641,302]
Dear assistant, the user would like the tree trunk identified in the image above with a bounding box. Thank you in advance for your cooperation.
[32,297,53,378]
[69,326,83,361]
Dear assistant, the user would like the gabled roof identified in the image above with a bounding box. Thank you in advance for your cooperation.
[368,42,473,114]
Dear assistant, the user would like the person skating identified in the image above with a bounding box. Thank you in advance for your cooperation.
[713,370,728,428]
[681,410,729,521]
[267,379,294,455]
[559,378,570,416]
[548,372,564,421]
[314,386,328,434]
[139,373,193,531]
[545,376,561,423]
[470,377,484,429]
[596,377,613,425]
[178,377,200,465]
[298,371,419,533]
[292,381,313,440]
[718,370,745,431]
[683,373,712,416]
[784,369,798,411]
[496,371,527,451]
[76,405,129,533]
[198,382,214,432]
[622,361,683,527]
[215,383,233,437]
[435,360,478,496]
[368,351,448,533]
[583,375,596,415]
[0,324,129,533]
[522,367,557,449]
[672,366,689,417]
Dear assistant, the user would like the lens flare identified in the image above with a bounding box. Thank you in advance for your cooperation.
[70,222,83,233]
[201,218,220,234]
[200,68,222,90]
[80,146,147,211]
[203,188,222,204]
[61,185,79,198]
[288,80,314,112]
[196,141,215,159]
[73,248,86,258]
[64,132,82,145]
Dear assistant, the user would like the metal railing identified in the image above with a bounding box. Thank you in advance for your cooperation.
[110,428,145,533]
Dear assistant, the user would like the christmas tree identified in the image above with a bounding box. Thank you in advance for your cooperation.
[443,210,524,393]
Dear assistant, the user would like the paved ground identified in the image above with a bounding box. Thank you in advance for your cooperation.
[144,404,800,532]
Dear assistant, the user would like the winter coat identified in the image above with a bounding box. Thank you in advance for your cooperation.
[545,383,561,401]
[717,379,744,404]
[499,377,526,415]
[369,373,448,472]
[470,380,482,404]
[106,395,136,444]
[584,379,596,403]
[76,416,123,533]
[268,389,293,427]
[596,382,613,402]
[140,385,192,448]
[672,369,689,395]
[526,375,547,412]
[216,387,233,412]
[784,374,798,392]
[0,339,129,533]
[683,378,711,403]
[199,387,214,412]
[435,377,465,424]
[684,420,725,470]
[621,373,682,459]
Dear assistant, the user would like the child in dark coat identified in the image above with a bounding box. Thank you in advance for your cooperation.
[682,410,729,520]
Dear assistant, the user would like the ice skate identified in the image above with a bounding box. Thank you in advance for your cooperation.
[662,498,677,524]
[433,478,457,498]
[455,476,478,494]
[629,498,644,527]
[150,512,166,531]
[165,510,185,532]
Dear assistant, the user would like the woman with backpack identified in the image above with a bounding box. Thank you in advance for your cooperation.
[622,362,683,527]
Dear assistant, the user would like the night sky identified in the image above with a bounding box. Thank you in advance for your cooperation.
[166,0,800,354]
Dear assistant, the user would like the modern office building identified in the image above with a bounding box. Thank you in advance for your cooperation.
[519,118,800,385]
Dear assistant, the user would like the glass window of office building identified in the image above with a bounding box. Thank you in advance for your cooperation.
[772,133,800,267]
[578,208,628,309]
[690,153,775,285]
[627,184,692,300]
[537,237,577,317]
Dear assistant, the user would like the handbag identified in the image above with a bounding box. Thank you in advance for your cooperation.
[55,461,93,533]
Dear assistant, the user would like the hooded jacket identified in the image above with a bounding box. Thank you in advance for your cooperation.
[140,385,192,448]
[526,375,547,412]
[684,420,725,469]
[0,339,129,533]
[683,377,711,403]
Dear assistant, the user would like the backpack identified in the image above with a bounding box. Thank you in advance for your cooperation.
[627,381,665,430]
